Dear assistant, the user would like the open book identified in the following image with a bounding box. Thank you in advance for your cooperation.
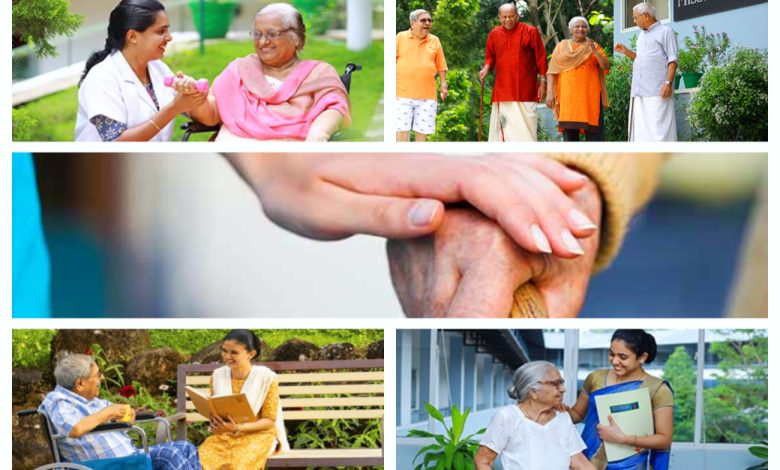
[594,387,654,462]
[185,385,258,424]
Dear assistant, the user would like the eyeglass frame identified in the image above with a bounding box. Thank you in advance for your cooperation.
[249,28,293,41]
[537,379,566,388]
[415,18,433,23]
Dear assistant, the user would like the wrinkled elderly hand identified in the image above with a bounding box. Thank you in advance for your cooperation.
[224,154,597,258]
[387,177,601,317]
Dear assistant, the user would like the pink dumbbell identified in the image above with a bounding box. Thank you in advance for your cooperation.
[164,76,209,93]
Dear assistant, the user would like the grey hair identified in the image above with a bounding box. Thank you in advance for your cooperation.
[410,9,430,22]
[498,3,518,15]
[256,3,306,49]
[507,361,559,402]
[53,353,96,390]
[568,16,589,32]
[633,2,656,18]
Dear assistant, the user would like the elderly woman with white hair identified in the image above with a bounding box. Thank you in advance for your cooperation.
[475,361,596,470]
[546,16,610,141]
[185,2,351,141]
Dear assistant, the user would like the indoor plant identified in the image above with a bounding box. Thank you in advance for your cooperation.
[406,403,485,470]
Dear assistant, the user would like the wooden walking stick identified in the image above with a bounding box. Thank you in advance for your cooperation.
[478,77,485,141]
[510,283,548,318]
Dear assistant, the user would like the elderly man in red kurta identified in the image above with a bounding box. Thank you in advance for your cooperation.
[479,3,547,141]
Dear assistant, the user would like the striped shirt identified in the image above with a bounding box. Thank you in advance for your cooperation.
[39,385,137,462]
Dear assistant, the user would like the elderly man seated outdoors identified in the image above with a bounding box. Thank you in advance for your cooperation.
[39,353,201,469]
[182,2,350,141]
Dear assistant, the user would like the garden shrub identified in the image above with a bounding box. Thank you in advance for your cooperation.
[604,56,633,142]
[430,68,486,141]
[12,107,39,141]
[11,329,56,370]
[688,48,768,141]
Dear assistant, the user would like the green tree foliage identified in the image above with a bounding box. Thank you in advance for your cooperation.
[660,332,767,445]
[703,331,767,444]
[432,0,480,68]
[12,0,84,58]
[688,48,768,141]
[662,346,696,442]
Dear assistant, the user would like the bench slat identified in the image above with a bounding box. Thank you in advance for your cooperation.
[185,408,383,422]
[279,384,384,394]
[186,371,384,386]
[281,396,385,407]
[266,448,383,467]
[184,396,384,412]
[283,409,384,420]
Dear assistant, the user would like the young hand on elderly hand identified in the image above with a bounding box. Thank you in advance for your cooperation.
[224,154,596,258]
[386,177,601,317]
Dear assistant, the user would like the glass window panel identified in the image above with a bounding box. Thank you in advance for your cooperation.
[702,330,767,444]
[624,0,670,29]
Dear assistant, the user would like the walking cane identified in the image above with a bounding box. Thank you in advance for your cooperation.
[478,77,485,142]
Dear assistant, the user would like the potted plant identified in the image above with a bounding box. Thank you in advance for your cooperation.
[677,26,731,89]
[677,43,704,88]
[405,403,485,469]
[745,440,768,470]
[189,0,238,39]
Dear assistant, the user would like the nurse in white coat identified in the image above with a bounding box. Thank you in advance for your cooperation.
[76,0,206,141]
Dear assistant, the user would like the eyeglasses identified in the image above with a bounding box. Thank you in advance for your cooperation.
[416,18,433,23]
[250,28,292,41]
[538,379,566,388]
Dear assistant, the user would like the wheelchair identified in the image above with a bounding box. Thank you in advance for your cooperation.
[179,62,363,142]
[17,408,174,470]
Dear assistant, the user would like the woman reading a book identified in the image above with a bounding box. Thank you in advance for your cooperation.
[198,330,289,469]
[475,361,595,470]
[568,330,673,470]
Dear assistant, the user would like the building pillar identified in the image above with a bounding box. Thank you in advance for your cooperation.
[346,0,372,51]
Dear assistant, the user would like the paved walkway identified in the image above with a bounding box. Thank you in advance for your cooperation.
[364,97,384,141]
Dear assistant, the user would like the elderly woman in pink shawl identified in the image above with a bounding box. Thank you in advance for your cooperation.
[186,3,351,141]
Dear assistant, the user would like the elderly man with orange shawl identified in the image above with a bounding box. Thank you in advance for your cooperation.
[546,16,610,141]
[186,3,350,141]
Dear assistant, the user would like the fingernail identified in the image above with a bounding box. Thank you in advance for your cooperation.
[569,209,597,230]
[531,224,552,254]
[409,200,438,227]
[565,168,588,181]
[562,229,585,255]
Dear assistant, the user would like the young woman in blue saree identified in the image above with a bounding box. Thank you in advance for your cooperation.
[568,330,673,470]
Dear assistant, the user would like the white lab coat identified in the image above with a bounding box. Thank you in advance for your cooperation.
[75,51,176,141]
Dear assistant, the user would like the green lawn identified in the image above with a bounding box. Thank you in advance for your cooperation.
[15,37,383,141]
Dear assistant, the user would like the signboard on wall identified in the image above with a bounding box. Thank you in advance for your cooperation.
[674,0,766,22]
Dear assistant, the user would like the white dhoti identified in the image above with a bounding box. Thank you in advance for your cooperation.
[628,96,677,141]
[488,102,537,142]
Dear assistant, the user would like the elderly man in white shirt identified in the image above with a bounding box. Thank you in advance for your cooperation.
[615,3,678,141]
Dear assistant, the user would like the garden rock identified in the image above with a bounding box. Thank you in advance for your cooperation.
[367,340,384,359]
[50,329,150,369]
[271,339,319,361]
[12,368,44,406]
[191,340,224,364]
[126,348,188,396]
[13,410,52,470]
[317,342,356,361]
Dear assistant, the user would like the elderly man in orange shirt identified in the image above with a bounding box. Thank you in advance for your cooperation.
[396,9,448,142]
[479,3,547,141]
